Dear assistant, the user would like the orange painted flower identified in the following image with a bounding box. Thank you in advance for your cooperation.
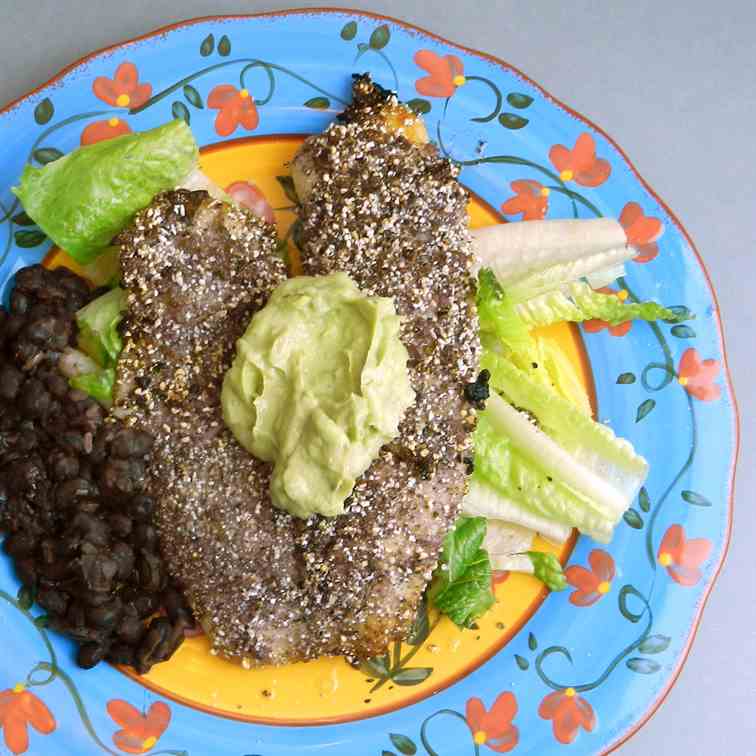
[93,62,152,109]
[0,685,55,755]
[107,699,171,754]
[80,117,132,146]
[208,85,259,137]
[225,181,275,225]
[549,133,611,187]
[565,549,615,606]
[582,287,632,337]
[491,570,510,591]
[677,348,721,401]
[500,179,549,221]
[465,692,519,752]
[539,688,596,744]
[657,524,712,586]
[414,50,466,98]
[620,202,664,263]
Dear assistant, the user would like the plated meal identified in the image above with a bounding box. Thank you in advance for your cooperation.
[0,11,736,756]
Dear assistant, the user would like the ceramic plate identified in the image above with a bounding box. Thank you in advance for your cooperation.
[0,9,738,756]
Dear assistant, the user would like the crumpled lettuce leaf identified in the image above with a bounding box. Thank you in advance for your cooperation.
[516,281,685,328]
[13,120,198,263]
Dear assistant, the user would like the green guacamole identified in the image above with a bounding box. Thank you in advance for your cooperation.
[221,272,415,519]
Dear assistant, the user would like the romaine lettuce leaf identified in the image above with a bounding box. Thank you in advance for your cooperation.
[517,282,683,328]
[473,410,616,542]
[482,352,648,513]
[70,368,115,406]
[13,120,198,263]
[76,287,127,367]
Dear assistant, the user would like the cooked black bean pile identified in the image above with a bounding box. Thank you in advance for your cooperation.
[0,264,193,673]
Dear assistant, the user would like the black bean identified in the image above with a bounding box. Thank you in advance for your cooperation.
[2,531,37,558]
[130,495,154,521]
[77,641,110,669]
[37,588,69,615]
[9,290,30,315]
[131,593,159,619]
[75,553,117,592]
[4,313,25,339]
[14,558,37,587]
[135,616,172,673]
[117,614,145,645]
[110,430,154,459]
[68,512,110,547]
[55,478,98,507]
[132,522,158,550]
[107,643,136,666]
[108,514,132,539]
[137,550,164,593]
[23,316,70,350]
[77,499,100,515]
[66,601,87,628]
[18,379,51,418]
[38,558,72,582]
[9,458,46,495]
[45,372,69,398]
[161,589,191,624]
[0,364,23,400]
[79,590,113,608]
[99,458,145,497]
[111,541,135,581]
[49,451,79,482]
[87,598,122,629]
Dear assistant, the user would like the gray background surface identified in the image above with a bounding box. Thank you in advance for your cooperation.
[1,1,752,753]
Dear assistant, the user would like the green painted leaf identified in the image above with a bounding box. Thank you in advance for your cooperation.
[506,92,534,109]
[34,98,54,125]
[528,632,537,651]
[392,667,433,685]
[33,147,64,165]
[11,211,35,226]
[635,398,655,422]
[304,96,330,110]
[623,508,643,529]
[639,487,651,513]
[15,230,47,248]
[671,324,696,339]
[17,585,35,610]
[498,112,529,130]
[618,584,645,623]
[406,98,431,115]
[34,615,49,628]
[406,596,430,646]
[382,752,398,756]
[218,35,231,57]
[389,734,417,755]
[171,101,191,125]
[183,85,204,109]
[663,305,693,323]
[626,657,661,674]
[276,175,299,205]
[369,24,391,50]
[340,21,358,40]
[681,490,712,507]
[515,654,529,670]
[638,634,671,654]
[361,656,389,678]
[200,33,215,56]
[617,372,636,384]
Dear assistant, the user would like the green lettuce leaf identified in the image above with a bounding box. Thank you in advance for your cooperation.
[70,368,115,406]
[431,517,494,628]
[76,287,127,367]
[527,551,567,591]
[13,120,198,263]
[516,282,684,327]
[473,410,615,542]
[482,352,648,513]
[477,269,534,356]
